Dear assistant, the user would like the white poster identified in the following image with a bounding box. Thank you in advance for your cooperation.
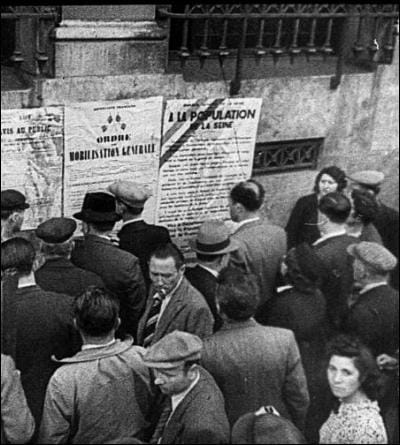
[63,97,163,223]
[1,107,64,229]
[155,98,262,254]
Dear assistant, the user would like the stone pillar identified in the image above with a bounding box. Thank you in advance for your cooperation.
[53,5,168,77]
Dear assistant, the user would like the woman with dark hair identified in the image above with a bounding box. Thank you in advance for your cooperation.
[267,243,330,442]
[319,334,387,444]
[285,166,347,249]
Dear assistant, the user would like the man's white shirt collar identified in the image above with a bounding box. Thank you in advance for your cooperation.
[171,370,200,413]
[234,216,260,232]
[198,264,219,278]
[82,339,116,350]
[359,282,388,295]
[313,228,347,246]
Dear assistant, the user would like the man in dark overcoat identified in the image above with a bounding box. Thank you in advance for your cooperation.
[35,217,104,296]
[143,331,230,444]
[108,180,170,289]
[347,170,399,289]
[1,237,79,439]
[71,192,146,339]
[186,219,239,332]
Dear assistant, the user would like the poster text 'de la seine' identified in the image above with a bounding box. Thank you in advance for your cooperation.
[1,107,64,229]
[63,96,163,223]
[155,98,262,253]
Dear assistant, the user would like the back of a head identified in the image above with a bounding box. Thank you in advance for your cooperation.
[74,286,120,337]
[217,266,260,320]
[1,237,35,276]
[230,180,265,212]
[149,242,185,269]
[351,189,378,224]
[319,192,351,223]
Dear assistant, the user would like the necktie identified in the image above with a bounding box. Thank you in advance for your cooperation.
[143,291,165,347]
[150,398,172,444]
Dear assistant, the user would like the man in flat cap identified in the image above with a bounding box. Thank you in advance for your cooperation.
[186,219,239,332]
[228,179,287,324]
[1,189,30,243]
[71,192,146,340]
[201,267,309,432]
[136,243,214,347]
[344,241,398,358]
[108,180,170,290]
[347,170,399,289]
[143,330,230,444]
[35,217,104,297]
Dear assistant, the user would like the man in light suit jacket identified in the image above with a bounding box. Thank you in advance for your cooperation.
[71,192,146,340]
[143,331,230,444]
[201,267,310,431]
[136,243,214,347]
[228,179,286,324]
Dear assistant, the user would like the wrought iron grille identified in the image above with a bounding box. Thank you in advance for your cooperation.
[1,5,61,78]
[158,4,399,92]
[253,138,323,174]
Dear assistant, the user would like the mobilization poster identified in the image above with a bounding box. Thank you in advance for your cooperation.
[63,96,163,223]
[1,107,64,229]
[155,98,262,253]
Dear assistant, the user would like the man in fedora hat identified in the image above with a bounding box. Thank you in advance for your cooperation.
[1,189,30,243]
[186,219,239,331]
[201,266,309,431]
[347,170,398,290]
[142,331,230,444]
[136,243,214,347]
[107,180,170,289]
[35,217,104,297]
[71,192,146,340]
[228,179,287,324]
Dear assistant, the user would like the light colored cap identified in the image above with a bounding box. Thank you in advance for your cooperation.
[189,219,239,255]
[347,170,385,186]
[347,241,397,273]
[107,180,152,209]
[142,331,203,369]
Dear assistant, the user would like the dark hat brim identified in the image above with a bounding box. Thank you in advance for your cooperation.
[73,210,121,223]
[2,202,30,211]
[188,238,239,255]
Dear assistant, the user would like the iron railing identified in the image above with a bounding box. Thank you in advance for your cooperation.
[158,4,399,93]
[253,138,323,174]
[1,5,61,78]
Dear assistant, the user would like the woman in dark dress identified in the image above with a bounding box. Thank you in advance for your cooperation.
[266,243,331,443]
[285,166,347,249]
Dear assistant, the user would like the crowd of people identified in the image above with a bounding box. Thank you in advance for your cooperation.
[1,166,399,444]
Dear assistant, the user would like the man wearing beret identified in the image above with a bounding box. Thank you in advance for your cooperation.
[34,217,104,296]
[344,241,398,357]
[136,243,214,347]
[108,180,170,290]
[348,170,399,289]
[143,330,230,444]
[201,267,309,432]
[71,192,146,340]
[1,189,30,243]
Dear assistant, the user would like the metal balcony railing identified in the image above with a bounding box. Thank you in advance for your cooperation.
[1,5,61,79]
[157,4,399,93]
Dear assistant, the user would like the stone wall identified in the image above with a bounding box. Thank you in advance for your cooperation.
[2,29,398,228]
